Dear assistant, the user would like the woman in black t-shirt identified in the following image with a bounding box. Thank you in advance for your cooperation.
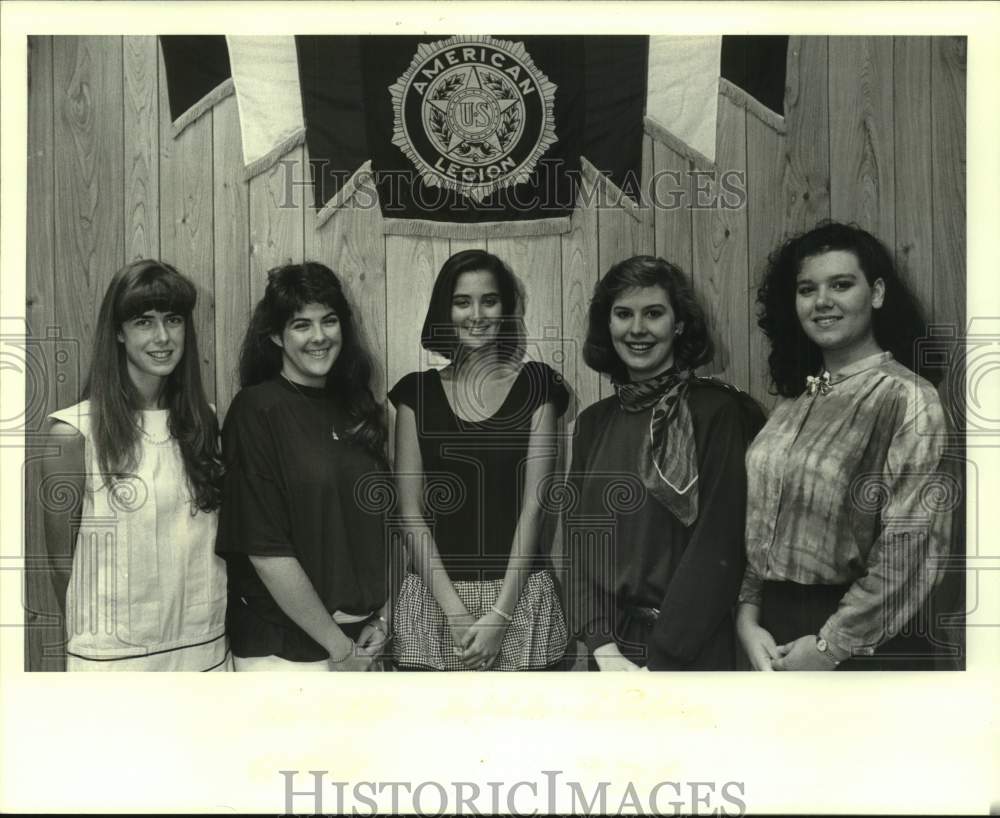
[388,250,569,671]
[216,262,391,671]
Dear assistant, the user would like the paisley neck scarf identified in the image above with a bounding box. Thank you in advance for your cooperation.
[613,367,699,526]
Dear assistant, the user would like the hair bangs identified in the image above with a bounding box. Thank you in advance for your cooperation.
[267,265,349,333]
[116,264,196,323]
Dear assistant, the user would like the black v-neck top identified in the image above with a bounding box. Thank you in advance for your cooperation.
[216,377,388,660]
[388,361,569,581]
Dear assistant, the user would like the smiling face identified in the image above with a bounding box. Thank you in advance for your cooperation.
[271,302,342,388]
[609,285,681,381]
[117,309,186,392]
[795,249,885,368]
[450,270,503,351]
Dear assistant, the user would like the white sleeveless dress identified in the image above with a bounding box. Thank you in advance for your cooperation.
[50,401,229,671]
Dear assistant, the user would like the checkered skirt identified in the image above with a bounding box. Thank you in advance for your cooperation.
[393,571,567,671]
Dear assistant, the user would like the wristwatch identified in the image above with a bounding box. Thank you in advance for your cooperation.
[815,637,841,666]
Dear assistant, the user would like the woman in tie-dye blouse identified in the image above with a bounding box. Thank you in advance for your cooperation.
[737,222,955,671]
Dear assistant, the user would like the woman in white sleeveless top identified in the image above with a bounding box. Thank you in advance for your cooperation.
[41,260,229,671]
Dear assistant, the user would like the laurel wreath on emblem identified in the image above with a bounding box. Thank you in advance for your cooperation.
[479,70,515,100]
[431,75,465,101]
[388,35,558,202]
[495,107,520,150]
[429,108,452,145]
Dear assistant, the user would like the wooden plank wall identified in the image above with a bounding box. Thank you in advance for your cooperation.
[23,35,967,669]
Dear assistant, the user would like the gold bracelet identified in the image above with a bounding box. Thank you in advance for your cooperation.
[490,604,513,622]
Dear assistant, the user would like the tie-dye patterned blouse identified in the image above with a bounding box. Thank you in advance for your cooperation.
[739,351,953,658]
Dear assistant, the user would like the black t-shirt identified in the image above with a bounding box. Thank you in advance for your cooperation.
[216,377,389,661]
[388,361,569,581]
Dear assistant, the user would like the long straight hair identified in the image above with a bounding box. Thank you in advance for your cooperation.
[83,260,222,511]
[238,262,387,464]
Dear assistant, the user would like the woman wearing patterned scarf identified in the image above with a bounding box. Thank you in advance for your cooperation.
[737,221,955,671]
[566,256,764,671]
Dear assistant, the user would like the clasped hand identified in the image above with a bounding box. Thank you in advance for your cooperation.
[327,622,388,672]
[770,634,839,671]
[450,612,508,670]
[739,623,838,671]
[327,642,378,672]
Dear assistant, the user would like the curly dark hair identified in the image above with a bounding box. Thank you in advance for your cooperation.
[84,259,222,512]
[583,255,713,381]
[238,261,387,463]
[757,221,932,397]
[420,249,525,362]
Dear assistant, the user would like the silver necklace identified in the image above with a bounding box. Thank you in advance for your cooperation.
[280,372,340,440]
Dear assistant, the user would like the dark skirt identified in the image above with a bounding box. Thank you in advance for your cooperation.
[591,608,737,671]
[760,580,945,671]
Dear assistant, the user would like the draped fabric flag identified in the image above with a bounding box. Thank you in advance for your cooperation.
[298,35,648,237]
[226,37,307,178]
[159,35,233,136]
[644,35,790,164]
[159,34,788,238]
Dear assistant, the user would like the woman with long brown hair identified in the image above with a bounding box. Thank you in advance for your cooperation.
[41,260,228,671]
[216,262,391,671]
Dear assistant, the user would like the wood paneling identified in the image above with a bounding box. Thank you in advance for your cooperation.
[560,167,601,418]
[25,35,63,672]
[157,43,215,403]
[383,233,450,460]
[781,36,833,233]
[931,36,967,432]
[745,113,783,409]
[248,148,306,306]
[651,141,693,278]
[123,36,159,263]
[384,235,452,392]
[931,36,967,337]
[26,35,56,383]
[745,36,832,409]
[894,37,935,313]
[306,169,389,401]
[487,236,563,374]
[449,239,485,255]
[53,36,125,405]
[829,37,896,245]
[692,93,750,392]
[212,94,251,417]
[636,134,656,257]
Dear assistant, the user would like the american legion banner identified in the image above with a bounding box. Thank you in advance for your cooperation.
[159,35,788,239]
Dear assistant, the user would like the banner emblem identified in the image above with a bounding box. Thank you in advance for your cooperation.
[390,36,557,202]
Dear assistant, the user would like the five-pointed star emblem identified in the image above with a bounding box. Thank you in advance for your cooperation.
[427,67,519,155]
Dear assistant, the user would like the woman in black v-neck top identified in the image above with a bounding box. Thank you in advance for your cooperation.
[388,250,569,671]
